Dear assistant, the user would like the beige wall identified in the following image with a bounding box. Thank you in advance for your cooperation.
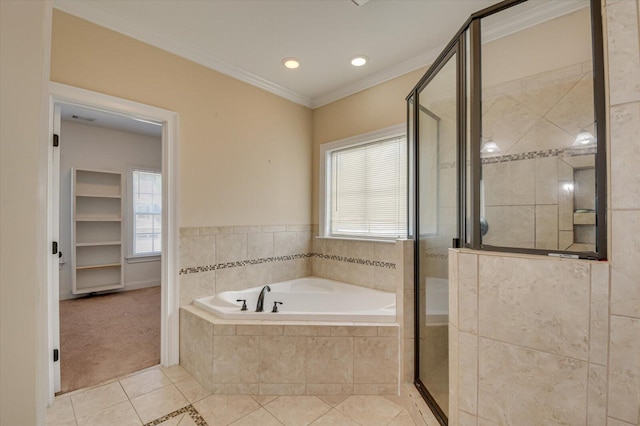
[0,1,50,425]
[482,7,592,87]
[311,68,426,224]
[51,10,313,228]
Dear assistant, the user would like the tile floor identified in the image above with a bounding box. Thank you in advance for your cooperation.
[47,365,417,426]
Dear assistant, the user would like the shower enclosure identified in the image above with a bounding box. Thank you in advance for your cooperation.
[408,0,606,423]
[409,45,460,421]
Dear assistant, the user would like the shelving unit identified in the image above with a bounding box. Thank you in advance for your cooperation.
[71,168,124,295]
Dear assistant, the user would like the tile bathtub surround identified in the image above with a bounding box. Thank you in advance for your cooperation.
[180,305,400,397]
[179,225,403,306]
[179,225,312,305]
[311,237,405,294]
[180,226,411,387]
[46,364,419,426]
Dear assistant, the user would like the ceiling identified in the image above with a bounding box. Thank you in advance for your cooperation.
[61,104,163,138]
[52,0,498,108]
[53,0,585,109]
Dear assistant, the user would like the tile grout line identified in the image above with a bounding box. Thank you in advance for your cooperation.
[605,257,612,423]
[475,332,592,374]
[474,253,479,420]
[118,379,145,425]
[586,263,593,425]
[68,394,78,426]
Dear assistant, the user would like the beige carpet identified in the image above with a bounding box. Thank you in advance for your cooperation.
[59,286,161,394]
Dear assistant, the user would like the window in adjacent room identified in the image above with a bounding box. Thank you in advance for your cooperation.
[129,168,162,257]
[320,125,407,240]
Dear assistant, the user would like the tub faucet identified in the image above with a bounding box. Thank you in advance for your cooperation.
[256,285,271,312]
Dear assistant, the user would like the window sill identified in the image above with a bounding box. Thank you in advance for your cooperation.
[126,255,161,264]
[315,236,406,244]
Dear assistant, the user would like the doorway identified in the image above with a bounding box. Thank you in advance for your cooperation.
[57,104,163,393]
[47,82,180,401]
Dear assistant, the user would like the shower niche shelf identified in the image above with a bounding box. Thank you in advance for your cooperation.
[71,168,124,295]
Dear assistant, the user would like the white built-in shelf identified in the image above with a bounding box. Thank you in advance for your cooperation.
[75,241,122,247]
[76,262,122,270]
[72,168,124,295]
[75,193,122,199]
[71,283,124,294]
[76,216,122,222]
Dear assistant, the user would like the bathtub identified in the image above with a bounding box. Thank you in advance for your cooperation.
[194,276,396,322]
[425,277,449,325]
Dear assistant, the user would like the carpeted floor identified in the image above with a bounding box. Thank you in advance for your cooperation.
[59,286,161,395]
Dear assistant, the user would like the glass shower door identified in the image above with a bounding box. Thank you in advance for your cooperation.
[414,46,459,422]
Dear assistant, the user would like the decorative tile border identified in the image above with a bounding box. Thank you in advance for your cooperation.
[481,146,597,165]
[424,253,449,260]
[180,253,313,275]
[315,252,397,269]
[437,147,596,169]
[179,252,396,275]
[144,404,207,426]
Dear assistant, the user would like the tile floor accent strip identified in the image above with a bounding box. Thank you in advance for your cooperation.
[179,252,396,275]
[143,404,208,426]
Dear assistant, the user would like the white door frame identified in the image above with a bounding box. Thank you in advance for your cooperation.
[50,104,62,392]
[46,82,180,403]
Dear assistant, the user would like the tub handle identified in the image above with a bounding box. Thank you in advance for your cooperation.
[236,299,248,311]
[271,301,283,313]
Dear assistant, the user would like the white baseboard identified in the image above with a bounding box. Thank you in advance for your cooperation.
[59,279,160,300]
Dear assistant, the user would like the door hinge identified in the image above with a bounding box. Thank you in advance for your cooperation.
[53,134,59,147]
[53,349,59,362]
[52,241,58,255]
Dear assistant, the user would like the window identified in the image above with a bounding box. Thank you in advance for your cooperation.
[130,169,162,256]
[320,125,407,239]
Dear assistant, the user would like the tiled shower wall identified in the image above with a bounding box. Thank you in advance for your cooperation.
[449,1,640,424]
[480,59,596,250]
[448,251,611,425]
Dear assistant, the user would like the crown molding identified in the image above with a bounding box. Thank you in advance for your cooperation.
[482,0,587,43]
[53,1,313,108]
[313,0,588,108]
[311,46,442,109]
[54,0,589,111]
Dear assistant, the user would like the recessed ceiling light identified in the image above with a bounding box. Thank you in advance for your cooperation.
[350,55,368,67]
[282,58,300,69]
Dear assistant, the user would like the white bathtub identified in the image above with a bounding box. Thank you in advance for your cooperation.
[194,276,396,322]
[425,277,449,325]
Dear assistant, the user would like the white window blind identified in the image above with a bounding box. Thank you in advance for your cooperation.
[328,136,407,238]
[132,170,162,256]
